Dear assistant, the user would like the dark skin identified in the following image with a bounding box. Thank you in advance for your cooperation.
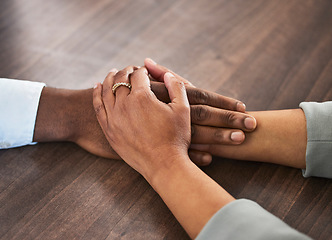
[33,61,257,165]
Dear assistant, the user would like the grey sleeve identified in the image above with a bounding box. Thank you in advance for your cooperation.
[299,101,332,178]
[196,199,311,240]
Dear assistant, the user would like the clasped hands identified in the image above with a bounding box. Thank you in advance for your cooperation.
[89,58,257,171]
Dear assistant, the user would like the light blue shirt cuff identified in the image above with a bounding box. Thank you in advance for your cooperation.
[196,199,311,240]
[0,78,45,149]
[300,101,332,178]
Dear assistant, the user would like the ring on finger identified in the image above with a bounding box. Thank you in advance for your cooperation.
[112,82,132,94]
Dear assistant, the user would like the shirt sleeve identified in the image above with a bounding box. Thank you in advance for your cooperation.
[196,199,311,240]
[0,78,45,149]
[299,101,332,178]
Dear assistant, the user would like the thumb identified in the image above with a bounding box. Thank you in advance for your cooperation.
[164,72,189,108]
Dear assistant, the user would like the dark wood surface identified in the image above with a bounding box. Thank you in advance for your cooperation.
[1,0,332,239]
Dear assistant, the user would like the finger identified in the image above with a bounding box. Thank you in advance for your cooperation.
[186,87,247,113]
[150,81,170,103]
[130,67,151,92]
[102,69,117,110]
[93,83,108,130]
[164,72,189,108]
[188,149,213,166]
[190,144,226,157]
[144,58,195,87]
[191,105,257,131]
[190,144,211,152]
[191,124,245,144]
[150,81,247,113]
[113,66,135,100]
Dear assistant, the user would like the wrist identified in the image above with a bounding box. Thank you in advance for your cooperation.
[144,151,192,189]
[64,88,94,143]
[34,87,79,142]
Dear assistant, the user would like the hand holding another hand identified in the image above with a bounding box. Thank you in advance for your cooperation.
[93,66,191,179]
[75,61,257,167]
[145,59,257,165]
[41,60,256,167]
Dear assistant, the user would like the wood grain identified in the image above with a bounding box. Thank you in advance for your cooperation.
[0,0,331,239]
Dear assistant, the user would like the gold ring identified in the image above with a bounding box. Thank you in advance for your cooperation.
[112,82,132,94]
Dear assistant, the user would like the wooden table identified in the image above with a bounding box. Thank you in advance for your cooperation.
[1,0,331,239]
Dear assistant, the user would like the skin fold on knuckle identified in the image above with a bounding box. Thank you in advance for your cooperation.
[191,105,210,123]
[94,104,103,116]
[213,129,227,143]
[193,89,209,105]
[102,86,111,97]
[115,69,130,79]
[221,110,237,126]
[131,69,147,82]
[130,71,139,81]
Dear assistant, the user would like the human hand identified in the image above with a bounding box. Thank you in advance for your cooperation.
[93,67,237,240]
[145,58,257,165]
[79,80,255,165]
[190,109,307,169]
[71,61,256,164]
[71,82,255,165]
[93,66,191,178]
[34,80,255,165]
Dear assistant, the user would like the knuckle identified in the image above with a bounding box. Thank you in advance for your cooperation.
[214,129,226,142]
[138,66,148,73]
[178,103,190,112]
[130,68,145,79]
[94,104,103,115]
[193,89,209,104]
[178,81,186,90]
[124,65,135,72]
[102,86,111,96]
[115,69,128,79]
[222,111,237,126]
[117,102,128,113]
[134,89,152,102]
[191,105,210,122]
[135,89,147,97]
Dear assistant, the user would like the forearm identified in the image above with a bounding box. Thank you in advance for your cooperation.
[192,109,307,169]
[147,155,234,239]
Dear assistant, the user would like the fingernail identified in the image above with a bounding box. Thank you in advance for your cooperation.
[93,83,99,89]
[231,132,244,142]
[146,58,156,65]
[244,117,256,130]
[202,154,212,164]
[237,102,246,112]
[109,68,117,73]
[164,72,175,80]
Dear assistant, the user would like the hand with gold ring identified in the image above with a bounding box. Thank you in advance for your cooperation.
[93,66,191,176]
[93,66,235,239]
[93,63,257,167]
